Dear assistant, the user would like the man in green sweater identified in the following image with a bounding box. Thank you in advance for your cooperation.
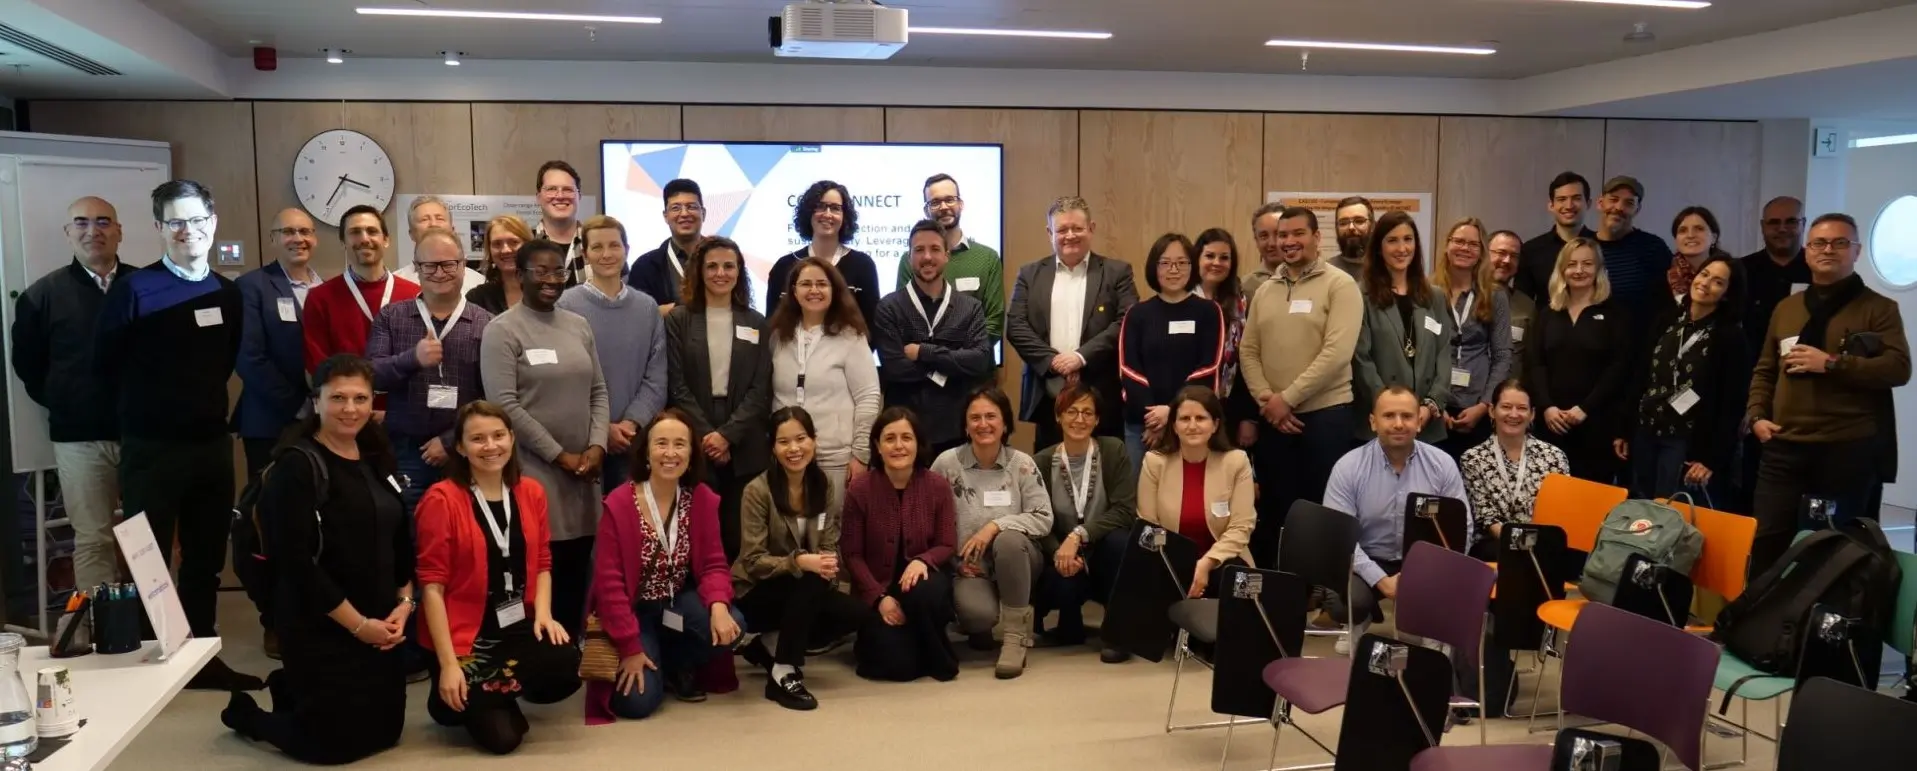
[896,173,1004,350]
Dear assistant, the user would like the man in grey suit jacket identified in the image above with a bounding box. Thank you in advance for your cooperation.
[1006,197,1139,449]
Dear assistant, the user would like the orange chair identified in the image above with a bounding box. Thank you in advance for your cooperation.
[1670,499,1756,633]
[1520,475,1628,730]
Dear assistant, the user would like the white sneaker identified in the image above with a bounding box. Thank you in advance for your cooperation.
[1334,621,1372,657]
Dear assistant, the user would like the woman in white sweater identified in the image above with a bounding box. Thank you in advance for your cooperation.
[769,256,882,515]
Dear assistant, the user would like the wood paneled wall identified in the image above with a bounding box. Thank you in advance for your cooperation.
[682,106,884,142]
[1435,117,1607,241]
[1604,120,1763,256]
[1080,111,1264,270]
[470,104,680,200]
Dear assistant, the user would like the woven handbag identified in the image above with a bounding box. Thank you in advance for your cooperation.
[578,614,620,682]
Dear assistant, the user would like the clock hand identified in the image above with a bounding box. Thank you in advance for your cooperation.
[323,177,347,209]
[341,175,372,190]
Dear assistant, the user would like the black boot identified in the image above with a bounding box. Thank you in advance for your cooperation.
[667,668,706,702]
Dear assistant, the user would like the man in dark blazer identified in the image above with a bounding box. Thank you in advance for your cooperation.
[234,208,322,474]
[1006,197,1139,449]
[628,177,706,315]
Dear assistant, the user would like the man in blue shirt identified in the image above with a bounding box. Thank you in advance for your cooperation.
[1323,385,1470,642]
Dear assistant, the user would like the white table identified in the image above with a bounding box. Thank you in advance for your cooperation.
[19,638,221,771]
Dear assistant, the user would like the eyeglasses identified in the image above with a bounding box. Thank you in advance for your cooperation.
[926,195,961,209]
[1158,260,1191,271]
[795,279,834,291]
[814,203,844,216]
[276,227,316,238]
[1335,217,1370,229]
[1061,407,1097,421]
[1488,248,1520,259]
[1446,237,1483,250]
[666,203,703,215]
[68,217,116,231]
[162,216,213,232]
[540,185,579,198]
[1807,239,1857,252]
[415,260,464,275]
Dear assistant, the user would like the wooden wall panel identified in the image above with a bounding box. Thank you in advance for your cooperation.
[886,108,1079,444]
[27,101,261,266]
[470,103,681,202]
[681,106,884,142]
[1263,114,1440,194]
[1436,117,1605,239]
[1604,120,1763,256]
[1079,110,1263,281]
[252,102,474,276]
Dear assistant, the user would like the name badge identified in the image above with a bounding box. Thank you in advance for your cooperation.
[387,475,404,494]
[277,297,297,323]
[427,384,459,410]
[1210,501,1232,518]
[1511,325,1525,343]
[983,490,1014,507]
[1791,283,1809,295]
[1779,335,1800,358]
[662,609,686,632]
[1422,316,1443,335]
[1593,314,1606,321]
[526,348,559,366]
[1288,299,1313,315]
[1450,368,1471,388]
[495,597,526,628]
[1168,320,1196,335]
[736,325,760,344]
[194,307,223,327]
[954,276,981,292]
[929,371,949,387]
[1669,388,1700,416]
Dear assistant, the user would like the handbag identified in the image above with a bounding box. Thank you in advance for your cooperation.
[577,613,620,682]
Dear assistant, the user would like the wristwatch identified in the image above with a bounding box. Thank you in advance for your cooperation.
[1070,525,1089,543]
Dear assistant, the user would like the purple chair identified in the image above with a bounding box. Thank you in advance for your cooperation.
[1410,602,1722,771]
[1392,541,1497,747]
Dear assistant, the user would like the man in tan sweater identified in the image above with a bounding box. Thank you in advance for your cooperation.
[1746,212,1910,573]
[1238,203,1364,563]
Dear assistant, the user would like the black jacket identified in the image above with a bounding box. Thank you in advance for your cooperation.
[1618,301,1752,474]
[872,285,994,449]
[9,259,138,442]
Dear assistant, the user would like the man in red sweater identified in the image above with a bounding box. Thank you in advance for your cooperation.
[303,204,419,372]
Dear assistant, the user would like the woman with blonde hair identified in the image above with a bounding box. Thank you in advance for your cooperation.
[467,215,533,314]
[1524,237,1634,482]
[1432,217,1512,457]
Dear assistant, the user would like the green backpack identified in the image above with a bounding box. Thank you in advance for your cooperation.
[1577,494,1705,605]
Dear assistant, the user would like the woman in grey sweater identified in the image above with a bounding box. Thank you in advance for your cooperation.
[479,240,609,638]
[769,256,881,516]
[929,387,1053,679]
[556,216,668,492]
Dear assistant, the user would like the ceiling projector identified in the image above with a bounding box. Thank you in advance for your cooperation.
[770,0,909,60]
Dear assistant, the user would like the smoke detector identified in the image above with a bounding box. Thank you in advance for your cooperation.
[1623,23,1655,43]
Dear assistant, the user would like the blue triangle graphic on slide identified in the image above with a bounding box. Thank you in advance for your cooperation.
[634,145,689,189]
[727,144,791,186]
[716,198,750,238]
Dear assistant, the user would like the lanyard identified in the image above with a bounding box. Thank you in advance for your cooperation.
[345,272,395,322]
[472,486,514,592]
[642,481,679,555]
[794,328,821,405]
[665,240,687,283]
[415,297,465,379]
[1674,327,1708,387]
[906,282,952,334]
[1059,444,1097,523]
[1451,291,1474,330]
[1499,442,1528,494]
[793,512,819,552]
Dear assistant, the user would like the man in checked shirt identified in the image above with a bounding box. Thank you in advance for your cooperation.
[368,227,495,512]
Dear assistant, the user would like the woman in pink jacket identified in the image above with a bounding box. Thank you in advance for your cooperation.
[590,407,745,720]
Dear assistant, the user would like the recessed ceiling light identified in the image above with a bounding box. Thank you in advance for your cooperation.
[442,50,463,66]
[355,7,661,24]
[1264,38,1497,56]
[908,26,1111,40]
[321,47,348,64]
[1554,0,1711,8]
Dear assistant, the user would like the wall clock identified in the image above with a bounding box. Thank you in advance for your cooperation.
[293,129,396,228]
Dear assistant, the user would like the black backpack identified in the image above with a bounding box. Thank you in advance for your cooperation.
[1712,519,1901,679]
[230,442,328,617]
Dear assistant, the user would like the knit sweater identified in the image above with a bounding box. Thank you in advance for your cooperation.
[479,306,610,541]
[10,258,138,442]
[872,284,994,450]
[1239,261,1363,413]
[303,271,420,372]
[94,261,243,441]
[1747,277,1910,444]
[771,328,882,469]
[929,444,1055,543]
[1118,294,1225,424]
[557,282,669,427]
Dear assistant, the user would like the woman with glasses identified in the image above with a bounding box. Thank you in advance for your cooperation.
[1031,383,1137,663]
[1460,380,1570,560]
[844,407,960,682]
[767,181,881,333]
[1525,238,1634,482]
[558,216,668,493]
[1354,211,1455,443]
[1615,253,1750,500]
[1137,386,1255,598]
[1117,233,1226,476]
[1432,218,1512,457]
[467,215,531,315]
[769,256,882,522]
[665,236,772,561]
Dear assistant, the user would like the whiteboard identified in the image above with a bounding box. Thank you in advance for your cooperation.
[0,154,170,472]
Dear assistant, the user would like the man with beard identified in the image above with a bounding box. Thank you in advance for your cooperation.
[1329,196,1373,280]
[532,160,589,285]
[628,177,705,314]
[1486,229,1534,374]
[1590,175,1674,330]
[874,219,993,455]
[1516,171,1597,301]
[303,205,420,372]
[895,174,1005,348]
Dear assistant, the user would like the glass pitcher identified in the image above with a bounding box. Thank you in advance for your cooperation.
[0,634,37,759]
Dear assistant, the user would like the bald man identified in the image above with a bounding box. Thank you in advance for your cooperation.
[392,195,486,293]
[235,208,323,476]
[9,197,138,591]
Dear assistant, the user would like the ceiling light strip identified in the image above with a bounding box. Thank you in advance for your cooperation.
[355,7,662,24]
[1555,0,1711,9]
[908,27,1112,40]
[1264,39,1496,56]
[1852,133,1917,149]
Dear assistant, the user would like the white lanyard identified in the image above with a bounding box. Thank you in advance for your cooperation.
[1451,291,1474,330]
[1674,327,1707,387]
[907,282,952,334]
[1060,445,1097,523]
[793,513,818,551]
[472,486,514,592]
[1500,442,1528,494]
[793,329,821,405]
[415,297,466,379]
[345,272,395,322]
[642,481,679,555]
[665,241,687,283]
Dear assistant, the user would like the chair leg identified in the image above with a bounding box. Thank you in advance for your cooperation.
[1164,630,1188,733]
[1220,719,1234,771]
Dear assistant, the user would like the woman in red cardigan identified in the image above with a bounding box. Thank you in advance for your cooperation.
[844,406,960,682]
[415,401,581,755]
[591,407,746,719]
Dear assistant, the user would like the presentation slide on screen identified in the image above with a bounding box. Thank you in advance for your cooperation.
[602,141,1004,314]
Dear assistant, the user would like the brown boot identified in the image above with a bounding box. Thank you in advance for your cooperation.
[995,605,1035,680]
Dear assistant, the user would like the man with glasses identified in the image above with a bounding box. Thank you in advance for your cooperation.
[10,197,137,597]
[628,177,705,314]
[1741,196,1812,353]
[1329,196,1374,280]
[94,180,260,691]
[393,195,485,293]
[1746,213,1910,573]
[532,160,589,285]
[366,228,492,513]
[895,174,1005,348]
[1486,229,1533,379]
[1516,171,1598,301]
[236,208,322,475]
[1006,196,1137,448]
[302,204,420,374]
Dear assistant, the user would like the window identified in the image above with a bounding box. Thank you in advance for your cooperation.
[1870,195,1917,288]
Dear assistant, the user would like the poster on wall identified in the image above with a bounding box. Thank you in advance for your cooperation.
[1265,191,1435,268]
[390,193,598,267]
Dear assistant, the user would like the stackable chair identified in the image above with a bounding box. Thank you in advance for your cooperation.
[1776,677,1917,771]
[1403,493,1471,555]
[1518,475,1627,729]
[1326,634,1454,771]
[1276,500,1361,653]
[1208,566,1309,770]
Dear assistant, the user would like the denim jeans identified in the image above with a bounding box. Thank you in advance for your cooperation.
[1123,420,1148,480]
[1627,431,1689,501]
[606,586,747,720]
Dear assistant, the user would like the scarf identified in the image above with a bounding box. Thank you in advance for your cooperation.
[1799,273,1866,349]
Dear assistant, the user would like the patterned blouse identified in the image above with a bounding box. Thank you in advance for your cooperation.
[1636,314,1715,438]
[1199,289,1247,396]
[1460,435,1571,541]
[634,486,694,602]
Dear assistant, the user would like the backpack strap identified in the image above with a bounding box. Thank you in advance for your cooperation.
[1668,491,1697,525]
[1718,674,1764,715]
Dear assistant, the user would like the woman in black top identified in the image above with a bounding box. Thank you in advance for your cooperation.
[221,354,414,765]
[1525,238,1635,483]
[1117,233,1225,476]
[466,215,531,314]
[766,180,881,329]
[1615,254,1750,500]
